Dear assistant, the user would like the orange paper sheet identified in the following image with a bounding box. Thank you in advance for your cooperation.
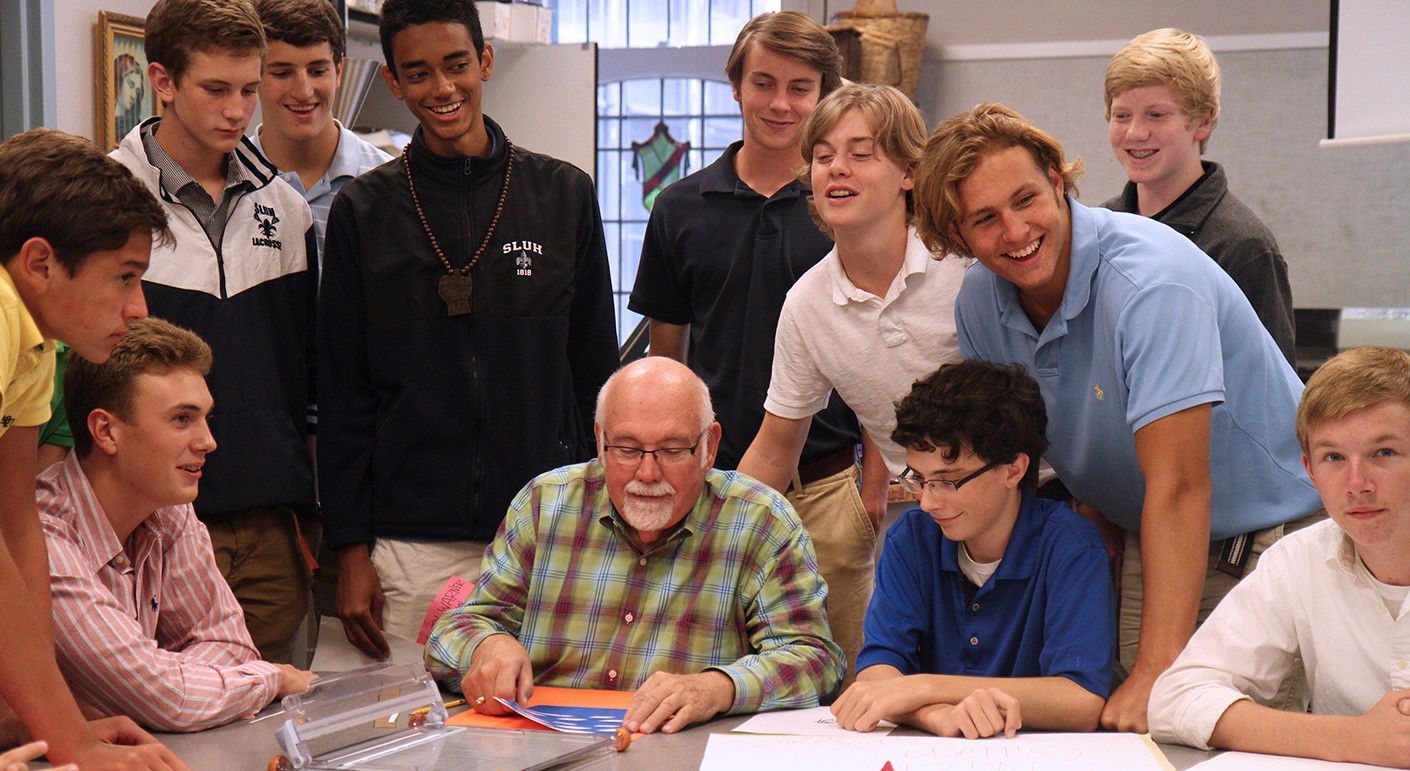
[445,686,635,731]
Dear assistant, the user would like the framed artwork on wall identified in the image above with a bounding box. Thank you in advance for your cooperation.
[95,11,160,151]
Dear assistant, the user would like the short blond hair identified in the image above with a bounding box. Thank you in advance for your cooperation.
[800,83,927,237]
[66,318,213,458]
[1105,28,1220,152]
[1296,346,1410,455]
[914,103,1084,259]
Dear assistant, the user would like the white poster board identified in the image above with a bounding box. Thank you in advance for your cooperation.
[700,732,1174,771]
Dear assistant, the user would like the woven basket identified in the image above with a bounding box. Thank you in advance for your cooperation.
[829,10,929,100]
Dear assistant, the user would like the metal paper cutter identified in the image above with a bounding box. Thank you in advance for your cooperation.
[274,663,608,770]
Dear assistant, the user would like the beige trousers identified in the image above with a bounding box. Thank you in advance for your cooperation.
[371,538,489,641]
[787,464,874,689]
[1119,509,1325,709]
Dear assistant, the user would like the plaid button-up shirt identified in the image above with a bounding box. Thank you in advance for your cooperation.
[425,460,844,714]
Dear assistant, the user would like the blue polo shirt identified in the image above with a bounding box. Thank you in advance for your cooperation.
[955,199,1319,539]
[858,492,1114,698]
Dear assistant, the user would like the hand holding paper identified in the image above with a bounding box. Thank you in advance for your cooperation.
[461,633,534,716]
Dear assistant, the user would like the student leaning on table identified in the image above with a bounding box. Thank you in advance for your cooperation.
[38,318,317,733]
[0,128,187,770]
[831,360,1114,738]
[1149,346,1410,769]
[914,102,1323,734]
[425,357,844,736]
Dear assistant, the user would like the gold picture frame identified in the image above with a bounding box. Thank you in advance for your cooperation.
[95,11,161,151]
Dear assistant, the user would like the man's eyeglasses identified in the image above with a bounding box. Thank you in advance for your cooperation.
[897,461,999,497]
[602,431,707,466]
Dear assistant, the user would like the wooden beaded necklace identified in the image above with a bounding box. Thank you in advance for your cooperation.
[402,140,514,316]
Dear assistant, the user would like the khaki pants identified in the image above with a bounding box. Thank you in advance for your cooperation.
[787,465,874,689]
[371,538,489,641]
[1119,509,1325,708]
[207,505,312,665]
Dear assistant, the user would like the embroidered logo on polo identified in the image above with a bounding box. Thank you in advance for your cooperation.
[1093,384,1105,400]
[251,203,283,249]
[0,414,13,429]
[505,240,541,277]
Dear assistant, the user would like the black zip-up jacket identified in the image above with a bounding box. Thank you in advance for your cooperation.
[318,119,618,547]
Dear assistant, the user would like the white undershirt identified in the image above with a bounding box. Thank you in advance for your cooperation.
[1361,558,1410,618]
[958,543,1002,588]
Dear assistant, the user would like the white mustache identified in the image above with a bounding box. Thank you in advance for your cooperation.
[625,480,675,497]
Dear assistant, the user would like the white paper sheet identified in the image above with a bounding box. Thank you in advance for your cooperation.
[1190,751,1398,770]
[700,732,1171,771]
[733,706,896,737]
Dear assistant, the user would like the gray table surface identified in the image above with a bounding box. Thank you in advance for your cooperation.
[156,701,1220,770]
[148,618,1222,769]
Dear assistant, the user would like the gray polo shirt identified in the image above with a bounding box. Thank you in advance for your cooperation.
[140,121,257,249]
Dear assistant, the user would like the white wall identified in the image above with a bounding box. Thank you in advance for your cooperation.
[46,0,1408,307]
[54,0,155,139]
[806,0,1328,49]
[915,46,1410,310]
[50,0,1338,151]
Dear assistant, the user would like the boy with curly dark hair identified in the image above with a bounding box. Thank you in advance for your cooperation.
[831,359,1114,739]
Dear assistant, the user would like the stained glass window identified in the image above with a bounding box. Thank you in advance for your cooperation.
[545,0,781,343]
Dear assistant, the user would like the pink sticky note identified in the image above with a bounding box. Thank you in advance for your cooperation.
[417,574,476,645]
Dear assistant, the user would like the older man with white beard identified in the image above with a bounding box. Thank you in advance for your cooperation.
[424,357,844,735]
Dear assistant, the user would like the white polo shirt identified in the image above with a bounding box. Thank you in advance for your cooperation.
[765,226,971,474]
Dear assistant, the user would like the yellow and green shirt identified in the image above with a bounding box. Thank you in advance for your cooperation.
[0,268,56,437]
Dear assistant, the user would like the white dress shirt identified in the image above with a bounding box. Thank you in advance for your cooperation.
[1149,518,1410,749]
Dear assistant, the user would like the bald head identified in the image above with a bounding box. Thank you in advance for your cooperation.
[594,358,721,542]
[595,357,715,437]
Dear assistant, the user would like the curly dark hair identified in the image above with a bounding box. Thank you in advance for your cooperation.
[892,359,1049,488]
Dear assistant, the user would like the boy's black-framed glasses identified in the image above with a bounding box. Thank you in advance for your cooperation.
[897,461,1000,497]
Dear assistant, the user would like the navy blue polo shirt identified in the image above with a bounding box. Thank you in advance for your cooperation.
[628,141,861,469]
[858,491,1115,698]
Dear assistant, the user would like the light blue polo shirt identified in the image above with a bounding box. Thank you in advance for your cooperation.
[955,199,1319,539]
[252,121,392,265]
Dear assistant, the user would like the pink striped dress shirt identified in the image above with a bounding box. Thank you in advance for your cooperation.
[37,454,281,732]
